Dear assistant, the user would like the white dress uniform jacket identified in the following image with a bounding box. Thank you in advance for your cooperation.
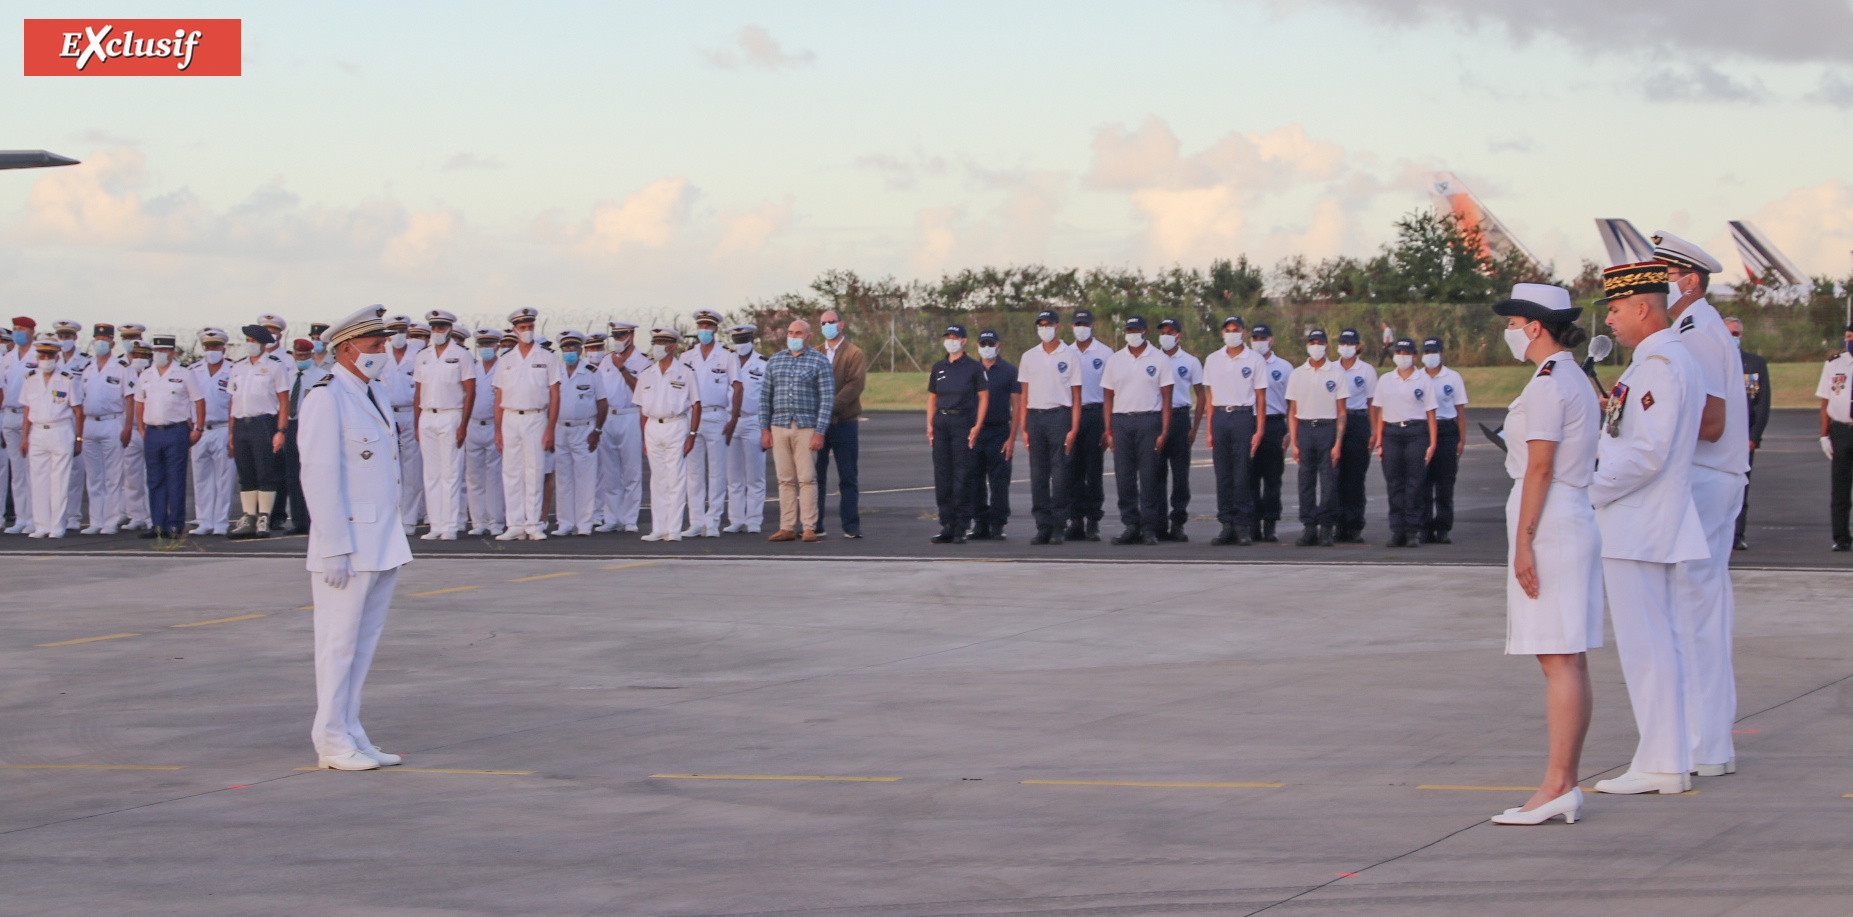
[726,351,769,530]
[80,357,133,530]
[299,368,414,574]
[190,360,236,531]
[595,348,651,529]
[1590,328,1709,564]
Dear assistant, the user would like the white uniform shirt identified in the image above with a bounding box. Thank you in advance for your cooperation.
[635,358,698,419]
[469,359,499,421]
[1164,349,1202,409]
[736,351,768,422]
[385,347,418,408]
[80,357,132,418]
[22,367,82,425]
[1676,299,1750,475]
[0,351,25,411]
[228,356,289,418]
[558,364,606,422]
[190,361,233,423]
[599,349,651,414]
[1259,353,1293,415]
[138,364,204,425]
[494,344,562,411]
[1017,342,1081,410]
[1202,347,1266,408]
[1426,366,1469,420]
[1502,352,1598,487]
[1590,327,1709,564]
[1071,339,1110,405]
[1285,361,1343,420]
[680,343,739,409]
[412,343,476,410]
[1374,368,1436,424]
[1100,345,1174,414]
[1337,358,1377,411]
[298,368,413,573]
[1816,352,1853,424]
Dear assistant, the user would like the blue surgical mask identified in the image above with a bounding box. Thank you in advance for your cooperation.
[1846,339,1853,355]
[296,359,312,370]
[821,322,839,341]
[10,330,26,346]
[477,347,495,361]
[787,337,804,353]
[312,341,325,354]
[563,352,580,366]
[696,329,714,345]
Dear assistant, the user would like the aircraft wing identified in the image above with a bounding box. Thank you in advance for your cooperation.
[0,150,80,170]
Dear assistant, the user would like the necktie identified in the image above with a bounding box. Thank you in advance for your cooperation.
[289,372,303,416]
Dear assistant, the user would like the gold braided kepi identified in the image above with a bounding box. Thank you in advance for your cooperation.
[1596,261,1670,305]
[325,305,390,347]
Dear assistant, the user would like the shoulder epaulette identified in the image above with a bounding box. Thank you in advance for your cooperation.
[1647,354,1671,364]
[1678,314,1697,333]
[311,375,333,389]
[1537,359,1555,376]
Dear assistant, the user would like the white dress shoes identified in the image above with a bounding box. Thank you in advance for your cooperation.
[527,530,547,541]
[623,524,638,533]
[80,525,101,535]
[593,523,618,533]
[747,524,762,534]
[318,750,381,771]
[1693,760,1736,777]
[467,526,487,536]
[419,531,444,540]
[1492,787,1581,825]
[680,525,702,538]
[3,523,27,534]
[722,522,747,534]
[641,531,667,542]
[494,529,524,541]
[27,531,48,539]
[701,527,720,537]
[1593,771,1689,795]
[99,525,118,535]
[356,745,402,766]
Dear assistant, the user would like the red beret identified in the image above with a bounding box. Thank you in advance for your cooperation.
[11,316,35,329]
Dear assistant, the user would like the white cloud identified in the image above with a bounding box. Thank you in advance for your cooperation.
[1734,181,1853,278]
[1641,63,1768,104]
[703,25,816,71]
[578,178,698,253]
[717,197,794,256]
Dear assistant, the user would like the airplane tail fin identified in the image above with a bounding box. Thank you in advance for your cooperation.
[1594,219,1655,267]
[1425,171,1539,268]
[1728,220,1807,286]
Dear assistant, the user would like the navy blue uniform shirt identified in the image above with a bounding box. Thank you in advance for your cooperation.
[980,358,1017,425]
[929,354,987,413]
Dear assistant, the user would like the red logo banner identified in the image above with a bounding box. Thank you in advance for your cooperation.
[23,19,241,75]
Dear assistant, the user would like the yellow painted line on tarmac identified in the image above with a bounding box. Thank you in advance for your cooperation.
[601,562,655,571]
[35,633,139,647]
[296,605,313,611]
[508,572,578,583]
[652,773,901,782]
[406,585,482,597]
[170,614,268,628]
[0,764,186,770]
[1022,779,1284,788]
[295,767,534,775]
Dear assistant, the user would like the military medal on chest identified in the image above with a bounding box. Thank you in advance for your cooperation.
[1605,382,1629,437]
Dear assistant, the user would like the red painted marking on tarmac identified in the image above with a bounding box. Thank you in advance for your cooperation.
[228,785,248,788]
[1733,729,1760,734]
[1336,873,1359,877]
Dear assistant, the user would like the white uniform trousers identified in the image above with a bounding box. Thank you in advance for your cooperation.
[81,413,126,529]
[726,416,766,528]
[1,411,26,529]
[392,407,425,527]
[28,421,76,536]
[63,437,86,529]
[464,418,504,531]
[553,420,597,534]
[499,410,548,534]
[417,410,466,536]
[683,412,727,530]
[1604,558,1693,776]
[122,424,149,527]
[310,566,399,758]
[598,408,643,527]
[190,423,234,531]
[1678,465,1746,768]
[644,415,690,536]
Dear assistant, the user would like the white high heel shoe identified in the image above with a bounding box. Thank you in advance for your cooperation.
[1491,787,1581,825]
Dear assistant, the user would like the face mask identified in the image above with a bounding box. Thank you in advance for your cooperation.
[313,341,326,354]
[391,333,407,348]
[563,352,580,366]
[786,337,804,353]
[613,337,632,351]
[132,358,150,372]
[978,345,998,360]
[1306,344,1327,361]
[58,339,76,353]
[1337,344,1357,360]
[735,341,754,356]
[1124,332,1144,349]
[153,352,172,368]
[357,351,389,381]
[1844,339,1852,355]
[1422,353,1441,369]
[650,344,668,361]
[1252,340,1271,356]
[91,341,111,356]
[1223,332,1244,348]
[943,339,964,354]
[498,346,514,358]
[265,341,280,351]
[477,347,496,361]
[1393,354,1414,370]
[204,350,225,365]
[1158,334,1178,350]
[1728,336,1741,349]
[696,329,714,345]
[516,330,533,344]
[821,323,840,341]
[1072,326,1092,342]
[1504,326,1533,362]
[38,359,55,375]
[10,331,26,346]
[1036,326,1057,343]
[295,358,312,370]
[406,338,426,355]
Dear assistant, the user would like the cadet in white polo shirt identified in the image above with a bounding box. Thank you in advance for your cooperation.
[724,324,768,533]
[412,309,476,541]
[1153,318,1204,542]
[679,309,741,538]
[189,327,236,536]
[596,321,650,533]
[226,324,292,538]
[1202,315,1266,546]
[1286,328,1344,547]
[636,328,700,541]
[1100,316,1173,546]
[552,330,607,536]
[77,323,131,534]
[1418,336,1469,544]
[1372,337,1439,548]
[1014,309,1082,545]
[1065,309,1111,541]
[493,308,561,541]
[19,335,83,538]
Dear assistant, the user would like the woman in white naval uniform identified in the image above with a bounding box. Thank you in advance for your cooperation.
[300,305,413,771]
[1488,285,1602,826]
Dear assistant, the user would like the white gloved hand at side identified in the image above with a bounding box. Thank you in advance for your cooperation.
[324,554,354,590]
[1824,436,1836,461]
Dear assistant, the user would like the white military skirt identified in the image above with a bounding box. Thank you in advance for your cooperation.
[1504,481,1604,655]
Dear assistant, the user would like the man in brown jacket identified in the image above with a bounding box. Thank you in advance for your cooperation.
[814,309,866,537]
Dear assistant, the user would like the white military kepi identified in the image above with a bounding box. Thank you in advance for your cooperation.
[1650,230,1724,274]
[650,327,678,342]
[609,320,638,332]
[728,323,756,336]
[425,308,459,324]
[321,305,391,347]
[508,307,538,324]
[693,308,724,325]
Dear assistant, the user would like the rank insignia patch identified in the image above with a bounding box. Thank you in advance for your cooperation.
[1641,391,1655,411]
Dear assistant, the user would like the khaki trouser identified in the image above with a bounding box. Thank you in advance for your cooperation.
[770,424,818,533]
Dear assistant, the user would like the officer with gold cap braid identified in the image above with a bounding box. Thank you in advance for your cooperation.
[637,327,700,541]
[412,309,475,541]
[77,323,131,534]
[493,307,561,540]
[464,327,506,536]
[0,317,36,533]
[19,334,83,538]
[121,338,155,531]
[189,327,237,535]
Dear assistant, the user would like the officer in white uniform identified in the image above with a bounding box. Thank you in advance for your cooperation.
[136,334,205,539]
[189,327,236,536]
[464,328,505,536]
[637,328,700,541]
[724,324,768,533]
[1,317,37,533]
[1653,231,1749,779]
[226,324,292,538]
[1587,263,1710,796]
[120,338,154,531]
[301,305,413,771]
[552,330,607,536]
[595,321,650,532]
[1817,322,1853,551]
[78,323,131,534]
[411,309,476,541]
[584,333,607,370]
[381,315,425,532]
[52,320,91,531]
[493,308,561,540]
[679,309,741,537]
[19,335,83,538]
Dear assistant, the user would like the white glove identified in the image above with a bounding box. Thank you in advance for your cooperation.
[1824,436,1836,461]
[323,554,354,590]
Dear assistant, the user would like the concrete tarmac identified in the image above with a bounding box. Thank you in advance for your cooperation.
[5,555,1853,915]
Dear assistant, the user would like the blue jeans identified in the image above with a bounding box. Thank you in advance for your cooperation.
[814,421,859,534]
[144,423,191,532]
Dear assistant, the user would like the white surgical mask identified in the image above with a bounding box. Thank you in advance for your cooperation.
[357,351,389,380]
[59,339,76,353]
[516,330,533,344]
[1223,332,1244,349]
[1393,354,1414,370]
[943,339,964,354]
[204,350,225,365]
[1421,353,1441,369]
[91,341,111,356]
[1306,343,1327,361]
[405,338,425,355]
[978,345,998,360]
[1124,332,1145,349]
[132,357,150,372]
[1037,326,1057,343]
[38,359,54,374]
[391,332,407,348]
[1337,344,1357,360]
[735,341,754,356]
[1252,340,1271,356]
[1158,333,1178,350]
[1073,326,1092,342]
[1504,326,1533,363]
[153,352,172,368]
[650,344,668,361]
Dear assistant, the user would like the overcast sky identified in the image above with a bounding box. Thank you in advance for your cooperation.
[7,0,1853,332]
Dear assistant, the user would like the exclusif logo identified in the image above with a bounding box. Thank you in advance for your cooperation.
[23,19,241,75]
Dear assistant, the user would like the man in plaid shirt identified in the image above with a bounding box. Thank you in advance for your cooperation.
[758,318,835,541]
